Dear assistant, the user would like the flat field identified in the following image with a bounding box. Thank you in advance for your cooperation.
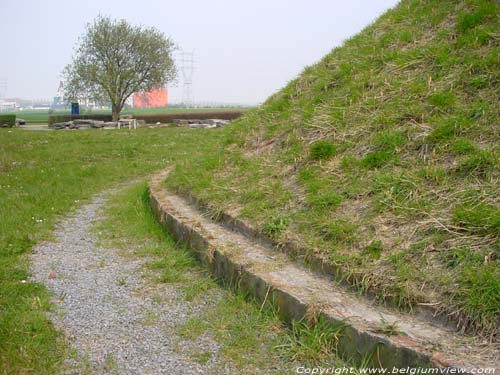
[0,127,219,373]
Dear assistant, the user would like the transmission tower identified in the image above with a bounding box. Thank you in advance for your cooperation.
[178,51,195,107]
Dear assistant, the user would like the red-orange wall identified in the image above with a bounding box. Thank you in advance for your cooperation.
[133,89,168,108]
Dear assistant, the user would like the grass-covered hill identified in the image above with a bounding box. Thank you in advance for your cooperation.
[166,0,499,339]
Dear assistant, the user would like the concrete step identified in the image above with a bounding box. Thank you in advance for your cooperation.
[149,169,498,371]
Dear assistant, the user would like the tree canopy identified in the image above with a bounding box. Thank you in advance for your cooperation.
[64,16,176,121]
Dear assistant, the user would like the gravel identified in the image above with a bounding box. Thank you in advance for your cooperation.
[31,189,233,375]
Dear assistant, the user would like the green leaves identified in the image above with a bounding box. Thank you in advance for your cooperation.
[63,16,176,116]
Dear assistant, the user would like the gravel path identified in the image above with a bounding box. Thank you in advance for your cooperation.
[31,188,232,375]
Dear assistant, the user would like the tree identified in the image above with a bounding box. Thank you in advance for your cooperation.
[63,16,176,121]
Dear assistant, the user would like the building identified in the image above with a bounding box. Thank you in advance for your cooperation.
[133,89,168,108]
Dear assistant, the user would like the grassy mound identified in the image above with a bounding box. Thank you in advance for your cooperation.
[166,0,499,338]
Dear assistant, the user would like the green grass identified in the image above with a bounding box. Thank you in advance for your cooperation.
[276,318,345,365]
[0,127,220,374]
[310,141,338,161]
[98,182,348,373]
[165,0,500,338]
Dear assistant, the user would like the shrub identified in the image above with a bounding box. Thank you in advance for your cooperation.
[0,114,16,127]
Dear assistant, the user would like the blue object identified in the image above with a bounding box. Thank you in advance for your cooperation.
[71,102,80,115]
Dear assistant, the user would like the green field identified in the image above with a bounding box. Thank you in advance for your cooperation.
[0,128,214,372]
[5,107,249,124]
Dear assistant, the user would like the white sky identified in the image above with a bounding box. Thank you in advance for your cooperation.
[0,0,399,105]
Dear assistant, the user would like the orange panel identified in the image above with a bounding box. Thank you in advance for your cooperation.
[133,89,168,108]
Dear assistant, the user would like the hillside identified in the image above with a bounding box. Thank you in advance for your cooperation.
[166,0,499,339]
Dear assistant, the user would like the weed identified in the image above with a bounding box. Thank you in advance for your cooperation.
[428,91,455,109]
[361,150,394,169]
[263,215,290,237]
[456,149,497,177]
[361,131,406,169]
[190,351,212,365]
[141,310,159,326]
[451,138,476,155]
[374,130,406,151]
[427,118,471,143]
[455,263,500,334]
[310,141,338,161]
[276,317,345,365]
[339,155,361,173]
[318,220,357,244]
[442,247,483,269]
[453,203,500,236]
[457,3,497,33]
[417,166,447,184]
[181,277,215,302]
[365,240,383,259]
[149,252,194,283]
[373,317,404,337]
[104,353,117,371]
[308,191,343,210]
[178,317,207,340]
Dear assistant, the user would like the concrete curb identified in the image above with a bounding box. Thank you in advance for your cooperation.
[176,190,459,330]
[149,169,496,371]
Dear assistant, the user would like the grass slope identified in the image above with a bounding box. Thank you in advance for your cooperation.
[166,0,500,338]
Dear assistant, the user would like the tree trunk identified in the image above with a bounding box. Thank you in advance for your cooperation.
[112,103,121,122]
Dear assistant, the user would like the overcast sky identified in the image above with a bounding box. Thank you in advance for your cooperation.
[0,0,398,105]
